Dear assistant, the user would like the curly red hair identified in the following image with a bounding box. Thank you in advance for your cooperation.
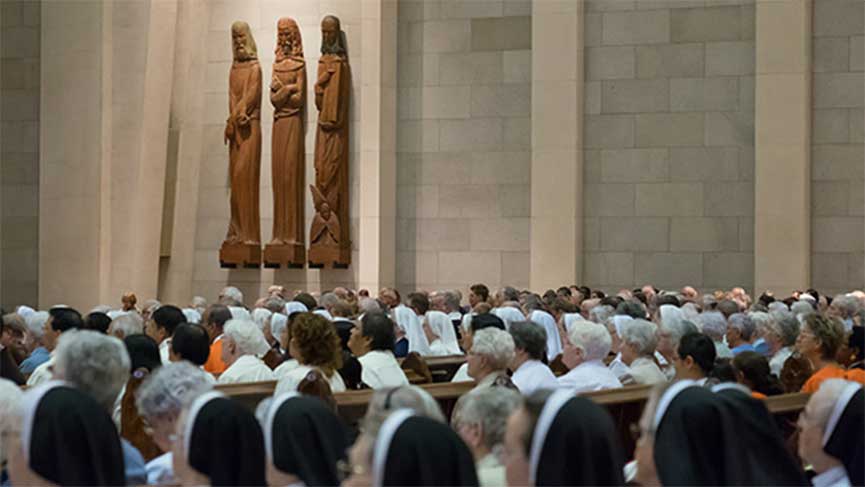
[290,313,343,376]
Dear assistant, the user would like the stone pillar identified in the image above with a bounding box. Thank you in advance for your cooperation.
[358,0,398,292]
[754,0,812,295]
[530,1,584,291]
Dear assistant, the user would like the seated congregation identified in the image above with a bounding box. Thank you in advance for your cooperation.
[0,284,863,486]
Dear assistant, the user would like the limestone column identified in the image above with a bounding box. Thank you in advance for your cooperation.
[358,0,398,292]
[530,1,584,291]
[754,0,812,295]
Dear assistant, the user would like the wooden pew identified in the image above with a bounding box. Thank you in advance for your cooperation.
[398,355,465,382]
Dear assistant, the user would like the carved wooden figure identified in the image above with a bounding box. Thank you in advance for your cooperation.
[220,21,263,268]
[263,17,307,268]
[309,15,351,268]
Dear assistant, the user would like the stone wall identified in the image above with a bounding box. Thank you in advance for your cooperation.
[811,0,864,295]
[1,1,40,309]
[395,0,533,294]
[583,0,756,293]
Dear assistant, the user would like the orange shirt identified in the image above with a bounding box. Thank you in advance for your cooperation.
[204,337,227,374]
[801,364,854,394]
[751,391,767,400]
[845,368,865,385]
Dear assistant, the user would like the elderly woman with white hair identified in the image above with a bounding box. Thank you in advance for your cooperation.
[136,362,214,485]
[467,327,516,390]
[451,387,521,487]
[217,319,274,384]
[727,312,757,355]
[0,378,23,478]
[655,305,698,380]
[697,311,733,359]
[17,310,50,376]
[108,312,145,340]
[748,311,775,356]
[765,312,799,376]
[798,379,863,486]
[52,329,147,484]
[557,321,622,393]
[618,319,667,385]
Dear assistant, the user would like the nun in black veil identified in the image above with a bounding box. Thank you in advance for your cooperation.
[6,381,126,486]
[799,379,863,487]
[634,380,807,486]
[503,389,625,486]
[261,392,349,486]
[172,391,266,486]
[342,408,478,487]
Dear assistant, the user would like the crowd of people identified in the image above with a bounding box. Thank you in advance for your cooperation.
[0,282,863,486]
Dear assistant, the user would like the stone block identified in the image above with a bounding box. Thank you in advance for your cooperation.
[441,0,504,19]
[740,4,755,40]
[471,84,531,117]
[812,144,865,180]
[398,53,439,87]
[504,0,532,16]
[588,0,636,12]
[635,183,704,216]
[848,180,864,216]
[533,81,578,149]
[420,152,474,185]
[0,91,38,121]
[500,251,530,288]
[670,77,739,112]
[812,252,851,289]
[813,37,851,73]
[813,109,851,144]
[602,79,669,113]
[849,253,865,288]
[635,0,707,10]
[497,183,531,216]
[469,217,530,251]
[704,181,752,216]
[1,59,39,91]
[397,120,440,153]
[503,50,531,83]
[438,184,497,217]
[587,46,636,80]
[705,41,754,76]
[634,252,703,287]
[813,0,864,37]
[671,6,741,42]
[440,118,503,151]
[398,87,422,120]
[503,117,531,150]
[738,75,754,112]
[1,248,37,282]
[636,43,704,79]
[849,109,864,143]
[670,217,739,251]
[423,20,471,53]
[0,27,39,59]
[669,147,739,181]
[739,217,753,251]
[814,73,865,108]
[585,81,602,115]
[469,151,531,184]
[602,10,670,45]
[584,217,601,251]
[0,151,38,185]
[585,183,636,216]
[812,217,864,252]
[406,218,472,251]
[601,148,669,182]
[0,215,37,250]
[439,51,503,85]
[471,16,532,51]
[422,86,472,119]
[585,115,635,149]
[0,121,37,153]
[635,113,704,147]
[396,251,438,288]
[739,147,755,181]
[703,252,753,288]
[585,252,635,286]
[704,111,754,146]
[851,36,864,72]
[585,13,603,47]
[398,21,424,54]
[600,217,670,251]
[812,181,850,216]
[397,184,439,218]
[584,150,602,183]
[438,251,502,285]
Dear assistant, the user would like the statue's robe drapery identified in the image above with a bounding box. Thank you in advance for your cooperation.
[311,53,351,264]
[270,55,306,251]
[225,60,262,246]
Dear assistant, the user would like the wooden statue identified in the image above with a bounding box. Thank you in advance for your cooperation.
[264,17,306,268]
[220,21,263,268]
[309,15,351,268]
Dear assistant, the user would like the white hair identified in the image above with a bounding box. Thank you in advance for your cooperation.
[619,319,658,357]
[698,311,727,340]
[251,308,272,331]
[136,362,213,420]
[768,301,789,314]
[589,304,615,325]
[471,328,515,371]
[25,311,49,339]
[220,286,244,306]
[191,296,207,312]
[452,387,521,452]
[790,300,815,318]
[362,385,445,436]
[832,294,861,318]
[748,311,776,337]
[223,319,270,356]
[728,313,755,341]
[109,313,144,339]
[359,297,382,315]
[320,292,340,310]
[182,308,202,324]
[54,330,131,411]
[0,378,23,465]
[567,321,612,362]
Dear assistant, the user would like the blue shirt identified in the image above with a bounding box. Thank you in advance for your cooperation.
[753,338,770,356]
[731,343,756,355]
[394,337,409,358]
[121,439,147,486]
[18,347,50,375]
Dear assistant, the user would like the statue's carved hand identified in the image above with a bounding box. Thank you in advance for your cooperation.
[238,113,250,126]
